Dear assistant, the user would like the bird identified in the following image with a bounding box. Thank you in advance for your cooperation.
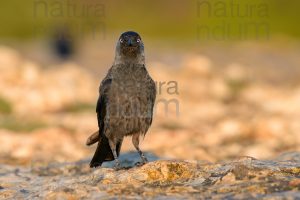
[87,31,156,169]
[52,26,74,59]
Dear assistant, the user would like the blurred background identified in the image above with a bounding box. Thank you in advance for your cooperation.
[0,0,300,166]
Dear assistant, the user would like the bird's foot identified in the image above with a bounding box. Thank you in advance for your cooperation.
[134,161,146,167]
[135,158,148,167]
[113,160,122,170]
[141,156,148,163]
[113,166,123,170]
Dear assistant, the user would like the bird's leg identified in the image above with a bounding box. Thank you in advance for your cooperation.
[108,139,121,170]
[132,133,148,166]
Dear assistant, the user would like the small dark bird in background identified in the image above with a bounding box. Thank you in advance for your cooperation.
[52,26,73,59]
[87,31,156,169]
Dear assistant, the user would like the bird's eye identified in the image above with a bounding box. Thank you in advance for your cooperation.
[137,39,141,43]
[119,38,124,43]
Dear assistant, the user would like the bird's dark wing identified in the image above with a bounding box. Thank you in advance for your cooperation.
[90,75,122,167]
[86,77,112,147]
[96,77,112,128]
[90,77,114,167]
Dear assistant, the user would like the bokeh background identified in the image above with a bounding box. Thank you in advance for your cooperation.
[0,0,300,166]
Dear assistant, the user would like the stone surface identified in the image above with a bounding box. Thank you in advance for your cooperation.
[0,152,300,199]
[1,45,300,199]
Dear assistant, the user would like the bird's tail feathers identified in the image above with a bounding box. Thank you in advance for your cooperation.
[86,130,100,146]
[90,135,114,168]
[89,135,123,168]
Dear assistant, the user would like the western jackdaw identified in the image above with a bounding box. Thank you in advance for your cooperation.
[87,31,156,169]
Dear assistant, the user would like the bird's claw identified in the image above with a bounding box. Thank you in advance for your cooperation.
[135,161,147,167]
[113,160,122,170]
[114,165,122,170]
[134,162,143,167]
[141,156,148,164]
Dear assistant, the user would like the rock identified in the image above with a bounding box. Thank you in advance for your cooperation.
[182,54,212,77]
[225,63,248,82]
[210,78,231,100]
[0,152,300,199]
[0,128,88,164]
[0,56,98,114]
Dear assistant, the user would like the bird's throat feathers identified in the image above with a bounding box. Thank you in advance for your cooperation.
[114,51,145,65]
[114,42,145,65]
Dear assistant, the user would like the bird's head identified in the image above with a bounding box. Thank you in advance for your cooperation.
[115,31,145,63]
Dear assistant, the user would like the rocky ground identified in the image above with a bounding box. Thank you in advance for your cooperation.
[1,152,300,199]
[0,43,300,199]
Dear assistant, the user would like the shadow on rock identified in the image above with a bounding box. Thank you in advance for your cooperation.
[101,151,160,169]
[29,151,160,176]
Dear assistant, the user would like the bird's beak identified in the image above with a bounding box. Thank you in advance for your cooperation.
[127,38,133,46]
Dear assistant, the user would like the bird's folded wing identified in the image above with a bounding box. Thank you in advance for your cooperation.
[87,74,112,146]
